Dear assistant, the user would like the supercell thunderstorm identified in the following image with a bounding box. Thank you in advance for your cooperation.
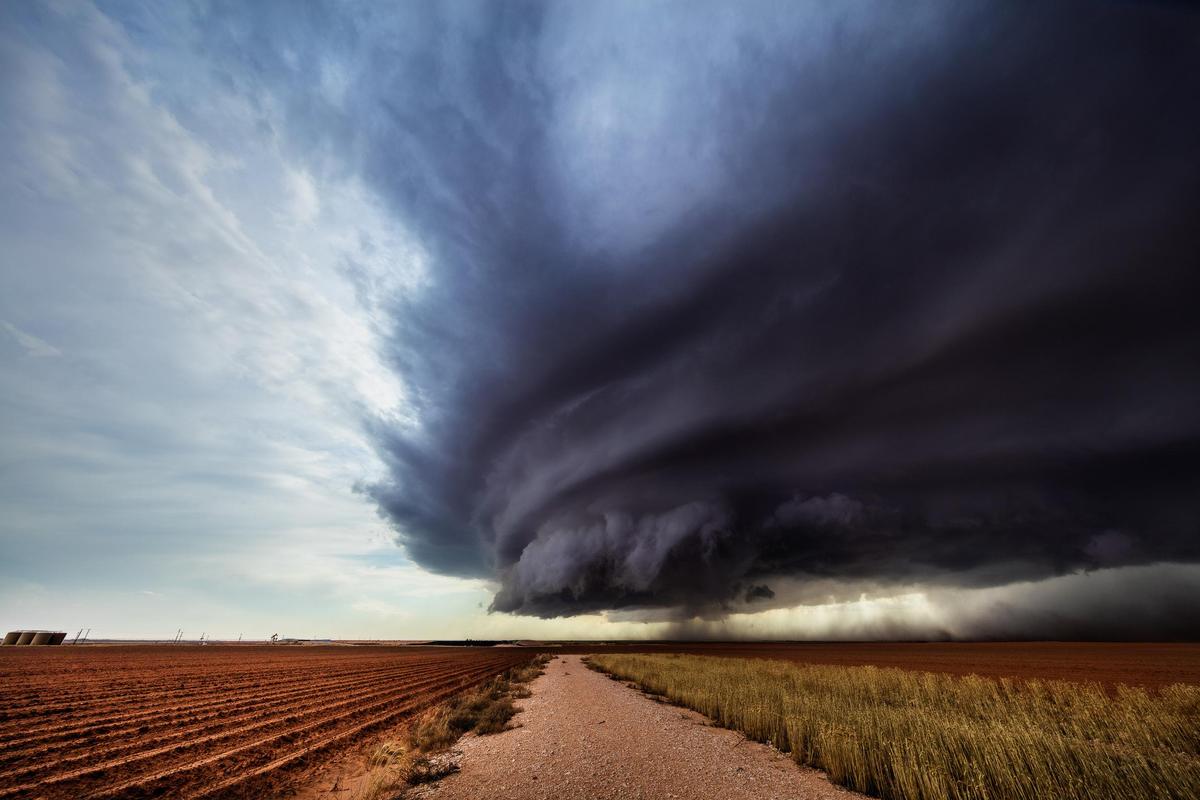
[219,2,1200,632]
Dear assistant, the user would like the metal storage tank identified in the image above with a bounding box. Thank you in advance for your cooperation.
[15,631,35,646]
[50,632,66,645]
[31,632,53,645]
[2,631,20,646]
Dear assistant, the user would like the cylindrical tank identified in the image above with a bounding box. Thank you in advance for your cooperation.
[49,632,66,645]
[31,632,53,645]
[15,631,35,646]
[2,631,20,646]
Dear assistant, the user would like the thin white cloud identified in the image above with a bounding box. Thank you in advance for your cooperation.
[0,1,458,639]
[1,321,61,358]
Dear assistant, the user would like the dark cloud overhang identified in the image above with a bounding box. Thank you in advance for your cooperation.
[199,1,1200,628]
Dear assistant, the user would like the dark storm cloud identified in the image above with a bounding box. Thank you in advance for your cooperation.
[196,1,1200,627]
[743,585,776,605]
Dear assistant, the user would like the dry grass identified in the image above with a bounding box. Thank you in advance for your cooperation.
[349,654,552,799]
[408,655,551,748]
[345,742,415,800]
[588,653,1200,800]
[345,741,460,800]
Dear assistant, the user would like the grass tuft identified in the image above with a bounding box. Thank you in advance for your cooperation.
[348,654,551,798]
[588,653,1200,800]
[408,654,552,751]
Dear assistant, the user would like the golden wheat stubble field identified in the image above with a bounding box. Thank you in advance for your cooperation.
[0,645,537,800]
[569,641,1200,689]
[589,652,1200,800]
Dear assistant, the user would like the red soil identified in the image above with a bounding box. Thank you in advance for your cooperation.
[2,642,1190,798]
[556,642,1200,689]
[0,645,535,800]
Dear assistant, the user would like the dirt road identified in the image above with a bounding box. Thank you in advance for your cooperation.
[415,654,865,800]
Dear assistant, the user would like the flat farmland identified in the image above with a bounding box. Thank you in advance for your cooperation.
[0,645,536,800]
[564,642,1200,689]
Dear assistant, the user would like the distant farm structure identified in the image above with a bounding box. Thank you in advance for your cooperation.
[3,630,66,646]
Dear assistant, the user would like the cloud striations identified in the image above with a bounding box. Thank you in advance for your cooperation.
[191,1,1200,632]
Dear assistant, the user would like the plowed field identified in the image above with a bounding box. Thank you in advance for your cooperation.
[0,645,535,799]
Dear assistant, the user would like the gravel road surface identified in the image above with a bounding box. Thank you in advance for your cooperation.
[413,654,866,800]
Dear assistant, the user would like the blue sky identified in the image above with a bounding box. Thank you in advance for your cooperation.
[3,1,1198,641]
[0,0,486,638]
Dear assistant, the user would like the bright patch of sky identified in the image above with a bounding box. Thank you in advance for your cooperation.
[0,1,466,639]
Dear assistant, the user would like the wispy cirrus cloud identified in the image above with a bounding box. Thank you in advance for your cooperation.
[0,1,439,638]
[1,321,61,358]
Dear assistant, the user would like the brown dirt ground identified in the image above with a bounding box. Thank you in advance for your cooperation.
[0,645,535,800]
[412,654,868,800]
